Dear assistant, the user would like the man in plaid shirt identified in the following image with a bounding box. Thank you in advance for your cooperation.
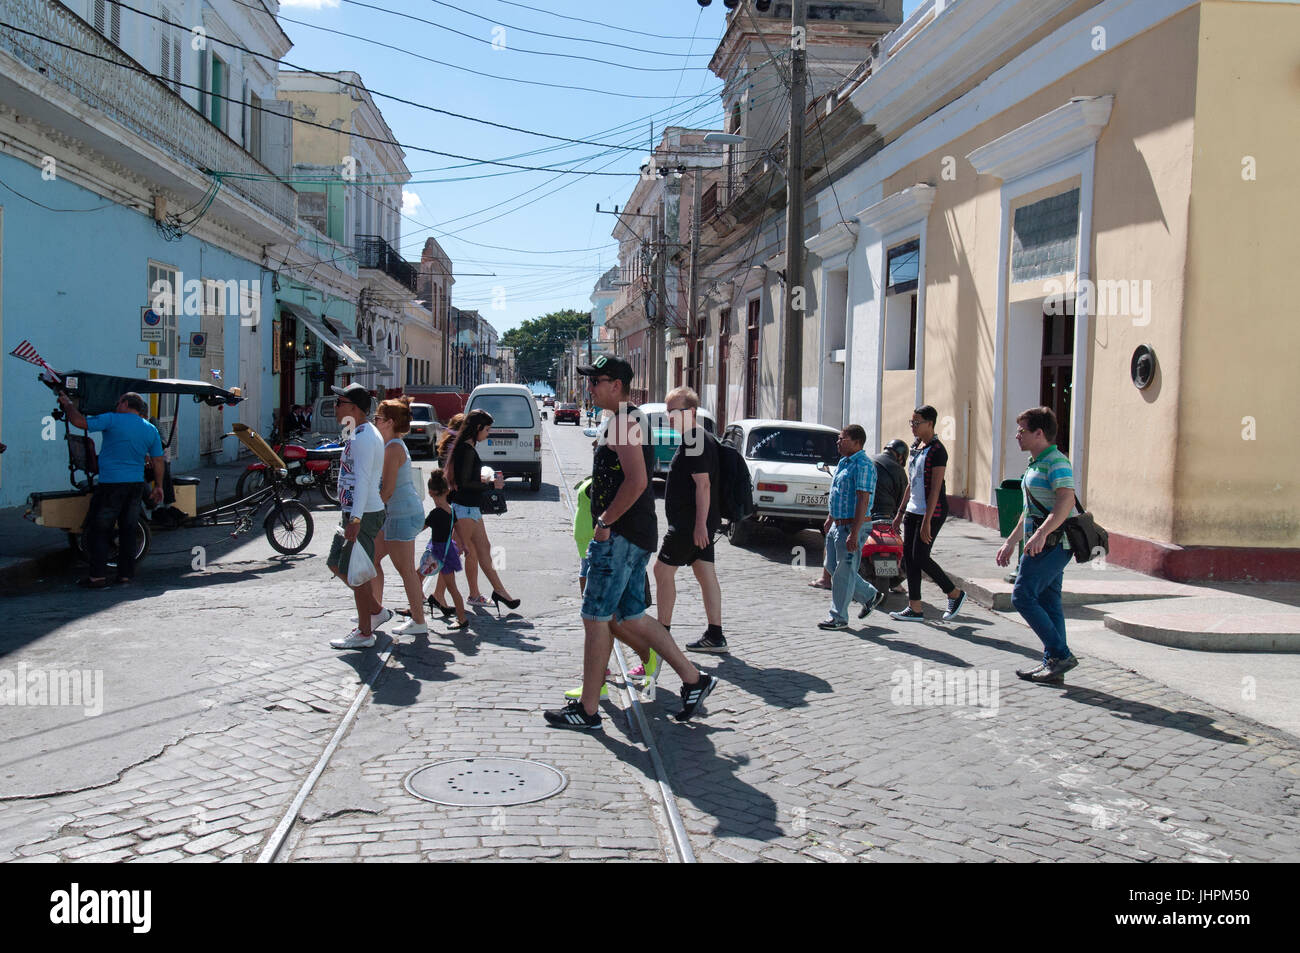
[819,425,888,630]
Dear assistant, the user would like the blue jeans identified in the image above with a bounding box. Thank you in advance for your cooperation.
[1011,543,1073,660]
[824,524,879,623]
[581,533,652,622]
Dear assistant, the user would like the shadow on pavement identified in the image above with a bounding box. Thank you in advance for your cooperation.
[369,635,459,707]
[944,622,1043,660]
[1059,685,1248,744]
[854,628,974,667]
[652,720,784,844]
[708,655,832,709]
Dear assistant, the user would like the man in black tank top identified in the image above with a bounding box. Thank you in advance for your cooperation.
[543,356,718,730]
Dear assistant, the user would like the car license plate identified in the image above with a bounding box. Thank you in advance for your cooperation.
[872,556,900,577]
[796,493,827,506]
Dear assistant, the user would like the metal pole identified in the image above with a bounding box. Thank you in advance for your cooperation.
[654,201,667,402]
[781,0,807,421]
[688,167,702,392]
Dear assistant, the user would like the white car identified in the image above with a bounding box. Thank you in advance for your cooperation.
[466,383,543,491]
[720,419,840,545]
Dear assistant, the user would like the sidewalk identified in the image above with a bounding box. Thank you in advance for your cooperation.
[932,519,1300,652]
[0,457,249,591]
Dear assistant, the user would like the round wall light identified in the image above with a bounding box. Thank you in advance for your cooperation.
[1131,345,1156,390]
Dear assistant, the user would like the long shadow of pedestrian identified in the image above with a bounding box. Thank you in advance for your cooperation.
[468,612,545,654]
[374,635,460,707]
[708,655,832,710]
[854,628,973,667]
[944,622,1043,660]
[653,720,784,843]
[1059,685,1248,744]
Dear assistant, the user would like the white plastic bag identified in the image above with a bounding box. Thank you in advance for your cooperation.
[342,527,377,588]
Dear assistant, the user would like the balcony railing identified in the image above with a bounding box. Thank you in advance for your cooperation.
[0,0,296,228]
[355,234,418,292]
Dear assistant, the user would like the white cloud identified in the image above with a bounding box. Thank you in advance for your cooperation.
[278,0,341,9]
[402,190,422,216]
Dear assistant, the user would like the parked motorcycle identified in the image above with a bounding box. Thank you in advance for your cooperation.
[859,518,905,592]
[237,439,340,505]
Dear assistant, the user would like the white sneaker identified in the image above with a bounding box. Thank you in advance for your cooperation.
[393,619,428,636]
[371,607,394,629]
[331,631,376,649]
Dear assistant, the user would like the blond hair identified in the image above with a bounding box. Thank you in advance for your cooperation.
[664,386,700,410]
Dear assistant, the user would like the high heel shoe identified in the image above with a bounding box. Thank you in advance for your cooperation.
[491,590,521,612]
[427,594,455,619]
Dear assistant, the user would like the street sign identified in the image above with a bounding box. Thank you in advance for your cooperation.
[141,307,164,342]
[188,332,206,359]
[137,354,166,370]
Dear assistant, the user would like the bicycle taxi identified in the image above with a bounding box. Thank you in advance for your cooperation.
[24,369,315,568]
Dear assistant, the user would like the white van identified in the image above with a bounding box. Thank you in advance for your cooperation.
[465,383,543,491]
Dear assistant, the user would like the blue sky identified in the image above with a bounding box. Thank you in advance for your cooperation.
[276,0,923,335]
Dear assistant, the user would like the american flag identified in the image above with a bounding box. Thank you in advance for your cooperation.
[9,340,59,382]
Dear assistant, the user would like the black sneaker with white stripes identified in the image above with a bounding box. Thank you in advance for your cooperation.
[675,673,718,722]
[543,699,602,730]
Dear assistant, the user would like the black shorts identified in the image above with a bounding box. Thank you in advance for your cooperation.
[657,528,715,567]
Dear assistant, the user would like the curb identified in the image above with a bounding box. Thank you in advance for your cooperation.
[952,572,1300,654]
[1103,614,1300,653]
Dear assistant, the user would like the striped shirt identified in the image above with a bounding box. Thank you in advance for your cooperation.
[1022,444,1079,540]
[829,449,876,520]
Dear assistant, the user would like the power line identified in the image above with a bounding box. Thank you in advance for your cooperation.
[232,0,707,100]
[109,1,660,152]
[0,21,635,176]
[491,0,707,42]
[340,0,715,72]
[420,0,714,58]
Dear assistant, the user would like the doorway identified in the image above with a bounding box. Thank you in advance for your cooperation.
[744,298,759,419]
[717,307,731,427]
[1040,306,1073,453]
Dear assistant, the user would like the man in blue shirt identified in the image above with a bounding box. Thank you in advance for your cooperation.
[819,424,887,630]
[58,391,164,588]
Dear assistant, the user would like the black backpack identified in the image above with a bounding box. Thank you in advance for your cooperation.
[716,436,755,523]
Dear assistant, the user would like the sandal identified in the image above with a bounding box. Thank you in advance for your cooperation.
[807,578,832,590]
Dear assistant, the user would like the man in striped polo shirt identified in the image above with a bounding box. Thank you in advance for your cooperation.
[996,406,1081,683]
[818,425,887,630]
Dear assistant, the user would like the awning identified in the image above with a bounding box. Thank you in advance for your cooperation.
[278,301,366,370]
[333,325,388,378]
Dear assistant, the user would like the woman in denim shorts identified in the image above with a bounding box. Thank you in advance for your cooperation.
[372,398,429,636]
[437,410,519,612]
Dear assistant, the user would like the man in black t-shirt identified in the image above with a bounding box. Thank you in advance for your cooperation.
[542,355,718,731]
[655,386,727,654]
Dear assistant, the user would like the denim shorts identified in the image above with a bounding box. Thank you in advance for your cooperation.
[581,533,652,622]
[383,507,424,543]
[451,503,482,522]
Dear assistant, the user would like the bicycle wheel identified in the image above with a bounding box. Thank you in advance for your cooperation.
[320,471,340,505]
[264,499,313,554]
[236,467,267,499]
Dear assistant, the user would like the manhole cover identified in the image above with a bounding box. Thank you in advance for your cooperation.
[404,758,567,806]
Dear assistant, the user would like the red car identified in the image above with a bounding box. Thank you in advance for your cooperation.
[554,402,581,425]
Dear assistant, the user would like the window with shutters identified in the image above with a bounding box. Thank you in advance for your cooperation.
[158,5,181,94]
[248,90,262,160]
[93,0,122,46]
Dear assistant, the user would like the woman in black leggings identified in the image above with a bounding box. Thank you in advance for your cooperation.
[890,405,966,622]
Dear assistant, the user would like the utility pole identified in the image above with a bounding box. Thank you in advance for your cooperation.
[653,200,668,402]
[781,0,808,421]
[688,167,702,392]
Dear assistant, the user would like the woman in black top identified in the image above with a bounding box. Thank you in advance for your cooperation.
[438,410,519,612]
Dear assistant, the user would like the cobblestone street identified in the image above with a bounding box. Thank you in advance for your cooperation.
[1,420,1298,863]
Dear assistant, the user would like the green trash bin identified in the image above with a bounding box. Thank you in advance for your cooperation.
[995,478,1024,582]
[995,478,1024,538]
